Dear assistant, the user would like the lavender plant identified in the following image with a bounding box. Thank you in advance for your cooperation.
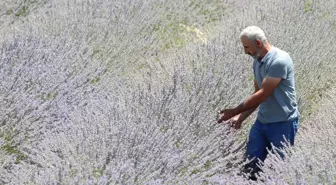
[0,0,335,184]
[255,88,336,185]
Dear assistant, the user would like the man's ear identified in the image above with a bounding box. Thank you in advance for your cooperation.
[255,39,263,47]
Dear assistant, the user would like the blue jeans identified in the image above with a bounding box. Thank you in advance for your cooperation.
[244,118,299,179]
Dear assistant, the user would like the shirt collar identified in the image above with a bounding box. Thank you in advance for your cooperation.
[258,46,276,63]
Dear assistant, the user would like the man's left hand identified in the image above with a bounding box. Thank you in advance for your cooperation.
[217,108,239,123]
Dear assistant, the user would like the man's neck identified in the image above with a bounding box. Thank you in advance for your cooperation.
[259,43,272,60]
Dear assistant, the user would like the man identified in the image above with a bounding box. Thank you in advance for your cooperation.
[217,26,299,180]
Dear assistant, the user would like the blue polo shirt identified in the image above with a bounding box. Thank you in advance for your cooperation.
[253,47,299,123]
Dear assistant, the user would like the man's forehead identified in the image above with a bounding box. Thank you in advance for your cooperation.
[242,42,252,48]
[241,36,252,44]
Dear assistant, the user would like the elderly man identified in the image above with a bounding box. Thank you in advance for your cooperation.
[217,26,299,180]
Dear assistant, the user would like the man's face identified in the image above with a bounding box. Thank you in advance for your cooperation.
[241,36,262,60]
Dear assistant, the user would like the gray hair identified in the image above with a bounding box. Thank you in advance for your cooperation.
[239,26,267,43]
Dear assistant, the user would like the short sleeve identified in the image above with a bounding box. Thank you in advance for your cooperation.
[267,59,288,79]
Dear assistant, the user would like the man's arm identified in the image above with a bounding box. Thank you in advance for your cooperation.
[218,77,282,122]
[235,77,281,113]
[218,79,259,124]
[236,79,260,122]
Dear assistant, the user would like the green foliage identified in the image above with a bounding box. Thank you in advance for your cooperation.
[159,125,169,133]
[14,0,44,17]
[304,0,313,13]
[91,76,101,84]
[15,6,29,17]
[70,168,77,178]
[204,160,212,170]
[39,91,58,101]
[91,49,102,58]
[1,130,27,164]
[6,9,14,15]
[146,0,228,52]
[134,175,139,183]
[180,166,188,176]
[93,166,106,178]
[175,139,182,149]
[189,168,201,176]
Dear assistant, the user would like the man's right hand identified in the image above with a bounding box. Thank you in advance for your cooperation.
[227,114,242,129]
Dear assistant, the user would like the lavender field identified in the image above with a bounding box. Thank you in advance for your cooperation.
[0,0,336,184]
